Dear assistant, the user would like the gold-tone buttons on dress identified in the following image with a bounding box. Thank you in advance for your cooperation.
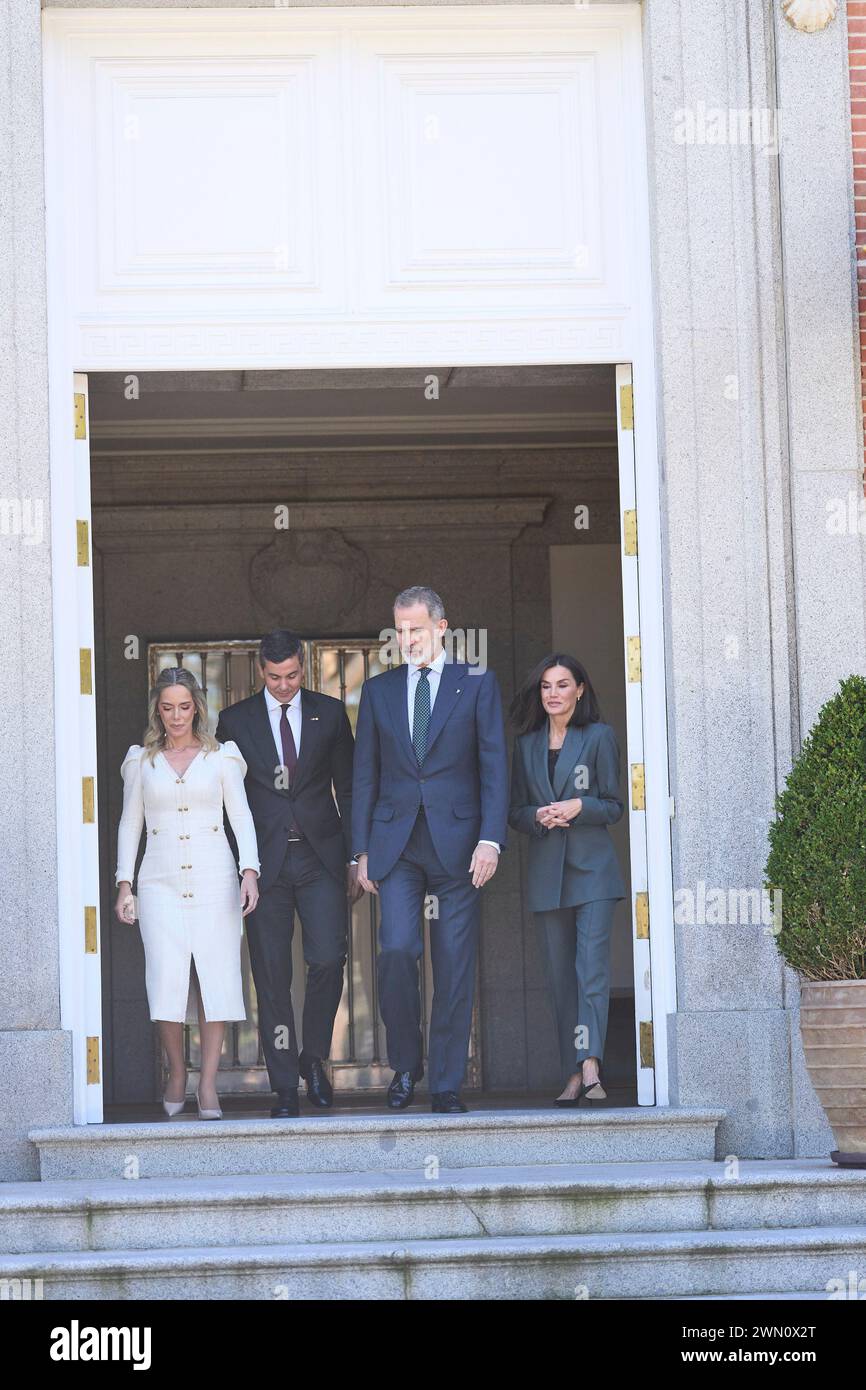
[176,778,181,784]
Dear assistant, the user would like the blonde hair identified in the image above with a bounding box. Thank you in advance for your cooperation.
[143,667,219,764]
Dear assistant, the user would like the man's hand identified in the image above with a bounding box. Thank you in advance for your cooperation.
[356,853,379,895]
[347,862,365,903]
[469,842,499,889]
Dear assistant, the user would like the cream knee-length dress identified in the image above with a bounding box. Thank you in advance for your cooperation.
[115,741,260,1024]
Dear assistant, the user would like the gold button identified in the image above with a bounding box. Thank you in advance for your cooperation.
[176,778,181,784]
[182,892,187,898]
[213,826,219,832]
[189,892,194,898]
[180,779,185,784]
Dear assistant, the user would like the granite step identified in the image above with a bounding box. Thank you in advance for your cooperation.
[2,1226,865,1300]
[2,1159,864,1255]
[27,1106,725,1181]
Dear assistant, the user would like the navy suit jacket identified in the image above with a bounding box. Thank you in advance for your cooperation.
[352,660,509,881]
[216,687,353,892]
[508,720,626,912]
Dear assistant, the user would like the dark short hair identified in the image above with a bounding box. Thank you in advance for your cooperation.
[509,653,601,735]
[259,630,305,667]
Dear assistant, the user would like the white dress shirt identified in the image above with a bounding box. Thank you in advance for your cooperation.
[406,646,447,738]
[264,685,353,866]
[264,684,301,764]
[407,648,499,853]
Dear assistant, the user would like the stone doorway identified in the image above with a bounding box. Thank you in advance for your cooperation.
[89,364,638,1112]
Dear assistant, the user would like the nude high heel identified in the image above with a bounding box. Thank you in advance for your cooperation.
[162,1067,188,1117]
[196,1086,222,1120]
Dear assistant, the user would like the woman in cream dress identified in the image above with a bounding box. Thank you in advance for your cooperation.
[115,667,260,1119]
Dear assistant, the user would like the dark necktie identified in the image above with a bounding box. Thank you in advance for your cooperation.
[413,667,431,764]
[280,702,300,834]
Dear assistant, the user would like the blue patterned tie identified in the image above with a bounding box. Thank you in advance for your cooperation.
[413,667,431,764]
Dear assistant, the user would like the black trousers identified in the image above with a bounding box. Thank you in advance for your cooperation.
[245,839,347,1093]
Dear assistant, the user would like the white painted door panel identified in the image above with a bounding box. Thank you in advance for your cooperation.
[43,6,646,369]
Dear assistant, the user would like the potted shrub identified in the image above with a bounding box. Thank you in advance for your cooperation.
[765,674,866,1168]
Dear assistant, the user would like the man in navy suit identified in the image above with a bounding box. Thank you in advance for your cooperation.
[352,586,509,1112]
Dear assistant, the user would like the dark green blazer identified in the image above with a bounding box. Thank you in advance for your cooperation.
[509,721,627,912]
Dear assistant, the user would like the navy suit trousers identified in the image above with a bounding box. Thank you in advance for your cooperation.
[376,808,480,1093]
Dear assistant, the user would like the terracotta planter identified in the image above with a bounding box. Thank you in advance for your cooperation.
[800,979,866,1168]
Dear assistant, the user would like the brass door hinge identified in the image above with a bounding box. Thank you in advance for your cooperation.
[76,520,89,567]
[631,762,645,810]
[639,1020,654,1068]
[627,635,641,682]
[619,382,634,431]
[86,1036,100,1084]
[80,648,92,695]
[635,891,649,939]
[74,392,87,440]
[84,905,98,954]
[623,508,637,556]
[82,776,95,823]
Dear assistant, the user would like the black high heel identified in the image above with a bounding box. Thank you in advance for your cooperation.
[577,1072,607,1104]
[554,1070,584,1107]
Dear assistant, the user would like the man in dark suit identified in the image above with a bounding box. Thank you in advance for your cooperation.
[216,630,359,1117]
[352,587,509,1113]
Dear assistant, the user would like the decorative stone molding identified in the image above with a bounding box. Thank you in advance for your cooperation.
[782,0,837,33]
[91,496,551,549]
[249,529,368,628]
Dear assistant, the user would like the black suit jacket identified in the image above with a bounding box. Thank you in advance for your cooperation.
[216,687,354,892]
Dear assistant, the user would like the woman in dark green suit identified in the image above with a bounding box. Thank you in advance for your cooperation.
[509,654,626,1106]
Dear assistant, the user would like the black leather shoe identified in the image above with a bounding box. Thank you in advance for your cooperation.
[299,1052,334,1109]
[431,1091,468,1114]
[387,1066,423,1110]
[270,1088,300,1118]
